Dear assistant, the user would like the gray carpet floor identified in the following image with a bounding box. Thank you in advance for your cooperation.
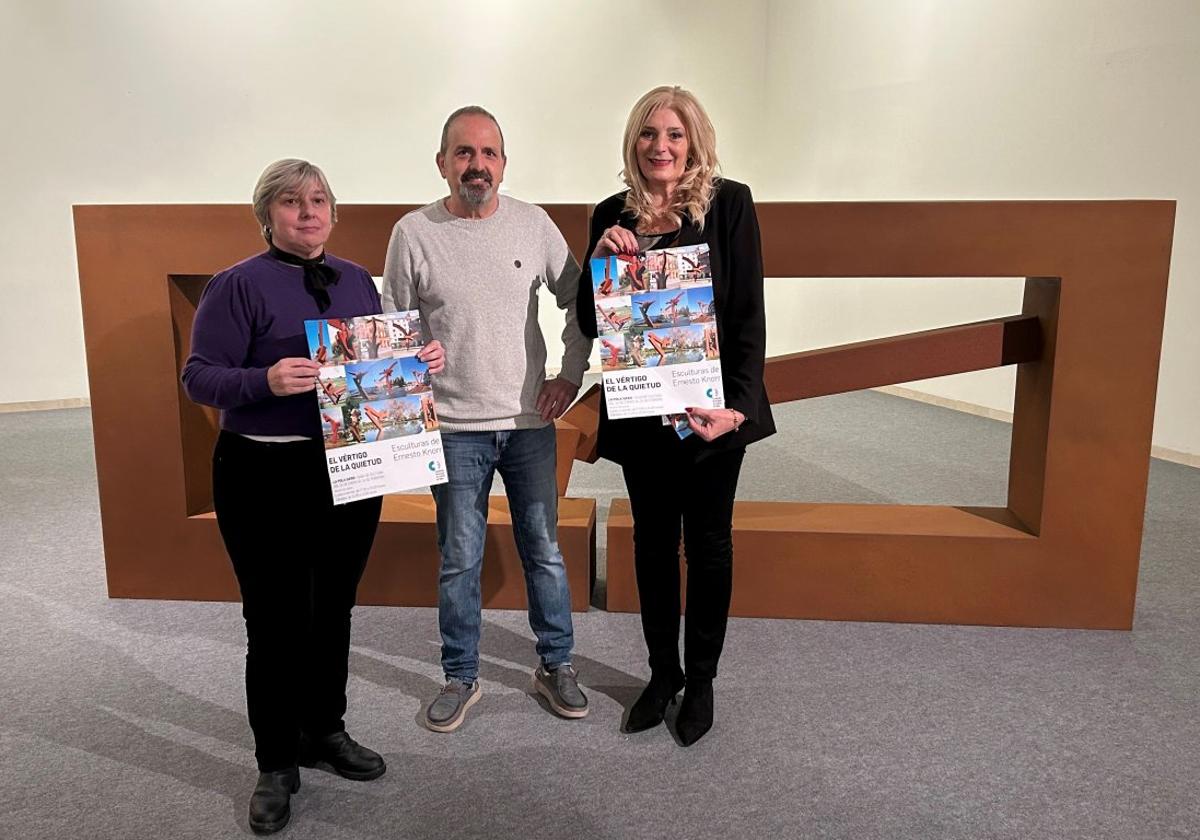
[1,392,1197,840]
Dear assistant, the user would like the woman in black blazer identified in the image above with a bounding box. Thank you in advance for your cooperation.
[576,85,775,746]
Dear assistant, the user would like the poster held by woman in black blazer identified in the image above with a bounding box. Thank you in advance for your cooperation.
[575,85,776,746]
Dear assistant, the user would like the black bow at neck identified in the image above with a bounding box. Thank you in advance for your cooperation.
[268,244,341,313]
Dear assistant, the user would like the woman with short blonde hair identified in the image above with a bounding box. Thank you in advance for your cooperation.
[252,158,339,242]
[183,159,443,834]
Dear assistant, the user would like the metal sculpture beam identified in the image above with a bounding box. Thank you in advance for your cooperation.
[763,315,1042,402]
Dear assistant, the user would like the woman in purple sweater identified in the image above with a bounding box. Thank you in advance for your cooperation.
[182,159,444,835]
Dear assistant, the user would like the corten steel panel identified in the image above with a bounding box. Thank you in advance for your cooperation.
[763,315,1042,403]
[605,201,1174,629]
[605,499,1036,622]
[560,384,602,464]
[361,496,595,612]
[184,495,595,612]
[74,203,595,610]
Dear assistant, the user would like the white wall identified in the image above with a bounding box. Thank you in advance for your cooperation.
[761,0,1200,453]
[3,0,1197,455]
[0,0,767,401]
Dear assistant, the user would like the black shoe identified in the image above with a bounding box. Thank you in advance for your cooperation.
[676,680,714,747]
[299,731,386,781]
[624,672,685,733]
[248,767,299,835]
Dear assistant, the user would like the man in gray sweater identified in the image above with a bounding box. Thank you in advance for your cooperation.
[382,106,593,733]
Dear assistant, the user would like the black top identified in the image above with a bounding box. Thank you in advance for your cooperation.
[575,178,776,464]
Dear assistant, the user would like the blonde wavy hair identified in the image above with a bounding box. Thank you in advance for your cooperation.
[621,86,720,232]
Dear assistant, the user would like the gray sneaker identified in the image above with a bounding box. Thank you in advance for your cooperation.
[425,679,481,733]
[533,664,589,719]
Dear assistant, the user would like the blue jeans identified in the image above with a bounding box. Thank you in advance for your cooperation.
[432,424,574,682]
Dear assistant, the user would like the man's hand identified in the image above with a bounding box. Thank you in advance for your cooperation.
[267,357,322,397]
[685,406,743,442]
[416,339,446,375]
[536,376,580,421]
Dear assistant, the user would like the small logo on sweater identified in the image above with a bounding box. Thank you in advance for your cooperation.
[514,259,522,268]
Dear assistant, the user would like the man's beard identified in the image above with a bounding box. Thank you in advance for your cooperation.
[458,169,494,206]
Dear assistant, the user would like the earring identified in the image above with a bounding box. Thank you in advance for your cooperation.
[263,224,272,238]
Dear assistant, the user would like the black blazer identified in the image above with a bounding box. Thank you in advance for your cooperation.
[575,178,775,465]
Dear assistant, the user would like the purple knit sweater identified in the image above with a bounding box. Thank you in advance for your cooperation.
[182,251,381,437]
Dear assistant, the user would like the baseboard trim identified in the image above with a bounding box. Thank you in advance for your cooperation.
[872,385,1198,468]
[1150,446,1200,468]
[873,385,1015,422]
[0,397,91,414]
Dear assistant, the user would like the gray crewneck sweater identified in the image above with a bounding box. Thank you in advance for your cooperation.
[381,196,592,432]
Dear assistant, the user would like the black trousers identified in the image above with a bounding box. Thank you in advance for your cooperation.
[622,447,745,682]
[212,431,382,772]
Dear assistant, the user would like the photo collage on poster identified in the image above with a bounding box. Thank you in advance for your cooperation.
[591,243,724,421]
[304,311,447,504]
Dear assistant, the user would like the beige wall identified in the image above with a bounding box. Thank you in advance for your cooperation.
[760,0,1199,453]
[3,0,1196,455]
[0,0,766,403]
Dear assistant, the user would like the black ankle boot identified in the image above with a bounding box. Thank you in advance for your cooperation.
[299,731,386,781]
[676,679,714,747]
[624,672,685,733]
[248,767,300,835]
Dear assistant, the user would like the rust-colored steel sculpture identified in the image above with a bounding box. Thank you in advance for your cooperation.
[76,200,1174,628]
[74,204,595,611]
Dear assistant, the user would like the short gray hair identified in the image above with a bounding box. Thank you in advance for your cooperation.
[252,159,338,243]
[438,105,506,158]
